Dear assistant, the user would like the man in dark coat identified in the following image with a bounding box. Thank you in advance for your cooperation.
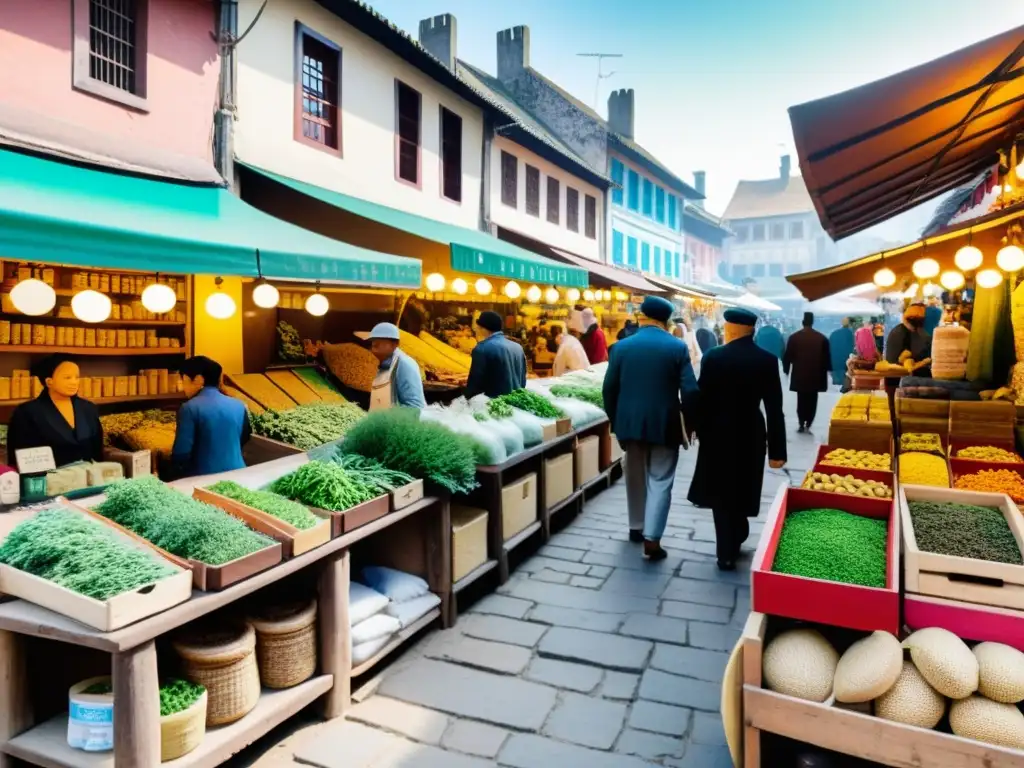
[689,307,787,570]
[465,311,527,399]
[603,296,699,561]
[783,312,832,433]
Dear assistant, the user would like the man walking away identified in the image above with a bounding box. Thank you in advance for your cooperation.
[603,296,699,561]
[465,311,527,398]
[689,308,786,570]
[783,312,831,433]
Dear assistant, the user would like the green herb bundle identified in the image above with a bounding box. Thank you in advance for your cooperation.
[270,461,377,511]
[95,476,273,566]
[339,408,479,494]
[277,321,305,362]
[159,679,205,717]
[491,389,564,419]
[0,507,178,600]
[772,507,888,588]
[251,402,365,450]
[331,454,416,495]
[206,480,321,530]
[550,384,604,410]
[486,398,513,418]
[909,500,1023,564]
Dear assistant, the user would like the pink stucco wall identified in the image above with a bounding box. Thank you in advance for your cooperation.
[0,0,220,162]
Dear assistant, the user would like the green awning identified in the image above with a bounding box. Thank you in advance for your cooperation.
[0,148,421,288]
[240,163,589,289]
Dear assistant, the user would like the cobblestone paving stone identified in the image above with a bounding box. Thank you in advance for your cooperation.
[229,391,832,767]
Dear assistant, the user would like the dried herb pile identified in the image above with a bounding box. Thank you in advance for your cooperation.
[772,507,888,588]
[490,389,564,419]
[95,476,273,565]
[271,461,377,511]
[160,679,205,717]
[908,500,1023,564]
[206,480,321,530]
[550,384,604,410]
[0,508,178,600]
[251,402,365,450]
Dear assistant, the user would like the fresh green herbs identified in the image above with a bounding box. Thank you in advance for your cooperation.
[772,507,888,588]
[95,476,273,566]
[486,398,513,418]
[908,500,1023,564]
[331,454,416,495]
[277,321,304,362]
[490,389,563,419]
[251,402,365,450]
[206,481,321,530]
[549,384,604,410]
[339,408,479,494]
[271,461,377,511]
[0,507,178,600]
[82,681,113,695]
[159,679,205,717]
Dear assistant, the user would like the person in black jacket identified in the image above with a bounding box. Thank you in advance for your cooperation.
[782,312,831,433]
[689,308,787,570]
[464,311,527,399]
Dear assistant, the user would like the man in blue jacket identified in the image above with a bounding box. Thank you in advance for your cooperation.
[603,296,699,561]
[465,311,527,399]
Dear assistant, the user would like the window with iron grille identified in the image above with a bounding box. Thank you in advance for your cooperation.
[525,165,540,216]
[295,27,342,152]
[566,188,579,232]
[584,195,597,239]
[501,152,518,208]
[440,107,462,202]
[395,81,421,185]
[547,177,560,224]
[73,0,148,108]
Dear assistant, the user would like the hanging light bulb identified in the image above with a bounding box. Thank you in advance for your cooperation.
[911,258,940,280]
[976,268,1004,289]
[452,278,468,295]
[72,289,112,323]
[475,278,493,295]
[305,291,329,316]
[526,285,542,303]
[566,288,581,302]
[504,281,521,299]
[954,244,983,272]
[141,282,177,314]
[603,289,613,301]
[425,273,446,292]
[922,282,943,298]
[10,278,56,316]
[997,244,1024,273]
[204,278,236,320]
[872,268,896,288]
[251,280,280,309]
[939,270,965,291]
[583,289,595,301]
[545,287,559,304]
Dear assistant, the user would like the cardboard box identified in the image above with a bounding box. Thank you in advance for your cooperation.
[544,453,574,509]
[574,436,600,487]
[103,447,152,478]
[609,435,624,463]
[451,505,489,582]
[501,473,537,541]
[541,422,558,443]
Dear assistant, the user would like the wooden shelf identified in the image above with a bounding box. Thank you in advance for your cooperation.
[502,519,542,553]
[2,675,334,768]
[0,315,184,327]
[0,346,185,356]
[453,560,498,594]
[546,490,582,517]
[0,393,184,409]
[351,607,441,678]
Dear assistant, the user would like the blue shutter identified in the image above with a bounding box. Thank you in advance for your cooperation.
[642,179,653,216]
[627,170,640,210]
[655,188,665,223]
[627,236,638,267]
[653,246,662,275]
[612,230,624,265]
[611,160,624,206]
[641,242,650,271]
[668,194,677,229]
[674,252,681,278]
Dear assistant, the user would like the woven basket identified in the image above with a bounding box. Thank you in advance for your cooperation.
[172,620,260,726]
[160,690,207,762]
[249,599,317,689]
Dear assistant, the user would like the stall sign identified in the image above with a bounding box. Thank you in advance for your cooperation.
[15,446,55,475]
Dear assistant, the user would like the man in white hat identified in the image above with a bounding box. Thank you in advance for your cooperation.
[365,323,425,410]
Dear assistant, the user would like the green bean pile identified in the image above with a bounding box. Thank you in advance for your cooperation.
[331,454,416,496]
[270,460,377,511]
[772,507,888,588]
[491,389,564,419]
[159,679,206,717]
[206,480,321,530]
[909,500,1023,564]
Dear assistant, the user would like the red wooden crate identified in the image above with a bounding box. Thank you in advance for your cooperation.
[905,594,1024,653]
[949,459,1024,502]
[814,444,894,473]
[752,486,900,634]
[948,437,1024,465]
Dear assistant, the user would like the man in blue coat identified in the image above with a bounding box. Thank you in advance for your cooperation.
[603,296,699,561]
[465,311,527,399]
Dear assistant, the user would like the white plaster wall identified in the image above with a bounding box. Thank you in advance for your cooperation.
[234,0,483,229]
[489,136,603,261]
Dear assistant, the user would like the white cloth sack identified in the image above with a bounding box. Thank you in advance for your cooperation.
[349,581,390,625]
[352,635,392,665]
[351,613,401,645]
[385,593,442,628]
[361,566,430,603]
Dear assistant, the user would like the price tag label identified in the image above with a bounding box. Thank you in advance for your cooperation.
[15,447,56,475]
[131,450,152,478]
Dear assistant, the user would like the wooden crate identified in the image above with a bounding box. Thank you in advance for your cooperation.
[826,421,892,455]
[949,459,1024,499]
[948,436,1024,465]
[312,494,391,536]
[814,443,893,472]
[896,395,950,418]
[900,485,1024,610]
[391,480,425,512]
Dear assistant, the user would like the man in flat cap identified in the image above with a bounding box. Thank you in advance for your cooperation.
[603,295,699,561]
[689,307,787,570]
[782,311,831,433]
[465,310,526,399]
[364,322,425,410]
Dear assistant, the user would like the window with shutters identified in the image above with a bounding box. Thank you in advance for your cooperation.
[654,246,662,275]
[525,165,540,216]
[440,107,462,202]
[566,188,579,232]
[627,236,638,267]
[501,152,518,208]
[72,0,149,110]
[752,223,766,241]
[789,221,804,239]
[547,177,560,224]
[611,160,624,206]
[292,24,342,153]
[584,195,597,239]
[612,230,624,264]
[395,81,421,186]
[770,222,785,240]
[627,170,640,211]
[642,179,654,217]
[655,187,665,223]
[641,242,651,271]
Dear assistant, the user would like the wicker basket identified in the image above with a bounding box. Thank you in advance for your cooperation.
[249,599,317,689]
[172,620,260,726]
[160,690,207,762]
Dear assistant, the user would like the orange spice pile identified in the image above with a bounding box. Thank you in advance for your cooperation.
[954,469,1024,503]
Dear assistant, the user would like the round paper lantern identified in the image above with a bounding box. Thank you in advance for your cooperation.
[141,283,177,314]
[305,293,329,316]
[452,278,468,295]
[997,244,1024,273]
[251,281,280,309]
[583,289,595,301]
[939,271,965,291]
[911,258,940,280]
[205,291,236,320]
[71,290,112,323]
[954,245,983,272]
[475,278,492,295]
[425,273,446,292]
[545,287,559,304]
[526,285,542,303]
[566,288,581,302]
[504,281,521,299]
[976,269,1004,289]
[872,268,896,288]
[10,279,56,316]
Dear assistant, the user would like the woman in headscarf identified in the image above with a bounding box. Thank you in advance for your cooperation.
[579,307,608,364]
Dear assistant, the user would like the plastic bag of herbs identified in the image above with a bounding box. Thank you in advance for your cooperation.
[420,407,506,465]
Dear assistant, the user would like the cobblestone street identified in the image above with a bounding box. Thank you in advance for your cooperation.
[234,391,837,768]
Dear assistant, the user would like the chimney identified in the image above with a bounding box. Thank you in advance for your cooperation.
[418,14,457,71]
[693,171,706,208]
[607,89,635,140]
[496,26,529,82]
[780,154,791,182]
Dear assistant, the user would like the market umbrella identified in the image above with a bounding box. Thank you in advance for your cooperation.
[733,292,783,313]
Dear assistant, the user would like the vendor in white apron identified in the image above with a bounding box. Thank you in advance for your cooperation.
[361,323,426,411]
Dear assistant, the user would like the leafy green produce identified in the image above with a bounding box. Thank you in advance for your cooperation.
[271,461,377,511]
[339,408,479,494]
[251,402,365,450]
[550,384,604,409]
[160,679,205,717]
[95,476,273,566]
[331,454,416,495]
[486,398,513,418]
[82,681,113,695]
[491,389,563,419]
[206,480,321,530]
[772,507,888,588]
[909,500,1022,564]
[277,321,305,362]
[0,507,178,600]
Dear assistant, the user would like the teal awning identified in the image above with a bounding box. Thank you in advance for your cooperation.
[0,148,421,288]
[240,163,589,289]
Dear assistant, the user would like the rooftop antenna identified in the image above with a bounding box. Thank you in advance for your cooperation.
[577,52,623,111]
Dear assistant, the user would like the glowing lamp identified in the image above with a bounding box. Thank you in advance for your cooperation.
[205,291,236,320]
[872,268,896,288]
[583,289,595,301]
[251,281,280,309]
[305,292,329,316]
[71,290,112,323]
[939,271,965,291]
[545,287,559,304]
[504,281,521,299]
[425,273,446,292]
[911,258,940,280]
[452,278,468,295]
[10,279,56,316]
[566,288,581,302]
[976,268,1004,289]
[954,245,983,272]
[997,244,1024,273]
[475,278,492,295]
[526,285,542,303]
[141,283,177,314]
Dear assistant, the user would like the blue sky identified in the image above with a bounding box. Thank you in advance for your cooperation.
[368,0,1022,241]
